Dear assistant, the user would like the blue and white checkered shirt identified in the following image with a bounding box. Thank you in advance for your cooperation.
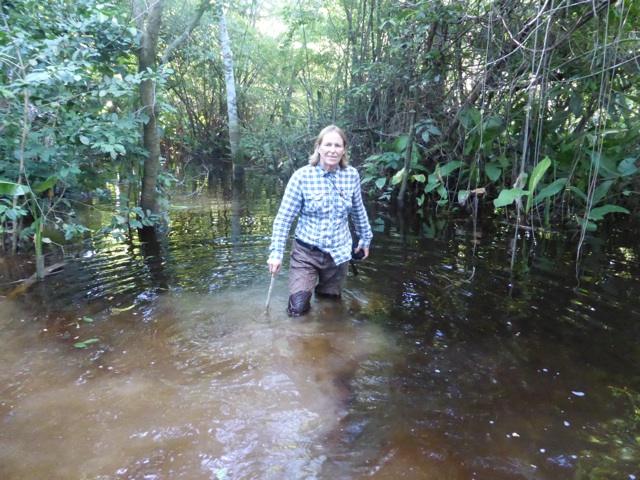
[269,164,373,265]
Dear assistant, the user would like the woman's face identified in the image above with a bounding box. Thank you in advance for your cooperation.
[317,131,345,172]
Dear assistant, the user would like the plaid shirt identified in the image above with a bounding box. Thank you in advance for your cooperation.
[269,164,373,265]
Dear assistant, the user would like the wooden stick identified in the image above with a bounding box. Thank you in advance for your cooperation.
[264,274,276,313]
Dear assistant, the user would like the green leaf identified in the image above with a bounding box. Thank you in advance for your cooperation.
[375,177,386,190]
[391,168,405,186]
[525,156,551,213]
[391,135,409,154]
[493,188,529,208]
[438,161,465,177]
[485,162,502,182]
[533,178,567,205]
[24,71,51,83]
[617,157,637,177]
[588,204,630,221]
[0,180,31,196]
[592,180,613,205]
[568,186,588,203]
[32,175,58,193]
[412,174,426,183]
[79,135,91,145]
[74,338,100,348]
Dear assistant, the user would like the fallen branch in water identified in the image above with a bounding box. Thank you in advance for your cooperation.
[5,261,67,298]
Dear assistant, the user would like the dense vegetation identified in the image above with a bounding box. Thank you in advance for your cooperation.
[1,0,639,269]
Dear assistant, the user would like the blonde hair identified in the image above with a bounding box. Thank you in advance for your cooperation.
[308,124,350,169]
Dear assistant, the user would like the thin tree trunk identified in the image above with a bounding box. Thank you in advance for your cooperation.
[219,11,243,179]
[397,90,419,210]
[135,0,165,215]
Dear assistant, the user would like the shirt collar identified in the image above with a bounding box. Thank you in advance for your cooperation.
[313,164,339,177]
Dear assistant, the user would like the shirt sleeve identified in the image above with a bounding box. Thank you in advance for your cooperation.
[269,174,303,261]
[350,171,373,248]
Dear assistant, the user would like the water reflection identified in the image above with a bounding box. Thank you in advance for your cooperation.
[1,171,640,479]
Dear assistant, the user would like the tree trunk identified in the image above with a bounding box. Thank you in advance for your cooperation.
[219,11,244,179]
[134,0,165,215]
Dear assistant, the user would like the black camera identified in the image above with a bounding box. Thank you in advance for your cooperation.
[352,235,365,260]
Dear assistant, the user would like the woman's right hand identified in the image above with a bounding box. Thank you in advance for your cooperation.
[267,258,282,276]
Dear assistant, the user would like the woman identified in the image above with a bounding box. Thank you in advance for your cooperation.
[267,125,373,316]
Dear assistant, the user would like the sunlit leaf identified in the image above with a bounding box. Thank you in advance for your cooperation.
[493,188,529,208]
[0,180,31,196]
[525,156,551,213]
[391,168,405,186]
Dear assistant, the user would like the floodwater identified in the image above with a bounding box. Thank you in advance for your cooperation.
[1,170,639,480]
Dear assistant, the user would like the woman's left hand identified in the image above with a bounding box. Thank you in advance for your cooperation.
[355,246,369,260]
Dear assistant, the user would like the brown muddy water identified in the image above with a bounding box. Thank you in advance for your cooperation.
[1,171,639,480]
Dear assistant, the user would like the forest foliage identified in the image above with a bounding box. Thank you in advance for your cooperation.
[1,0,639,259]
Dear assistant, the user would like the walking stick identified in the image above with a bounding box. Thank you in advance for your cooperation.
[265,274,276,313]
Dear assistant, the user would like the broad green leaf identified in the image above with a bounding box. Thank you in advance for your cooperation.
[485,162,502,182]
[525,156,551,213]
[438,161,465,177]
[568,186,588,202]
[375,177,386,190]
[391,135,409,154]
[617,157,637,176]
[493,188,529,208]
[24,71,51,83]
[592,180,613,205]
[533,178,567,205]
[588,204,630,221]
[79,135,91,145]
[412,174,426,183]
[361,176,374,185]
[424,182,439,194]
[391,168,405,186]
[32,175,58,193]
[0,180,31,196]
[575,216,598,232]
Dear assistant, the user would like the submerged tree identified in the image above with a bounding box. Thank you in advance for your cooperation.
[134,0,210,215]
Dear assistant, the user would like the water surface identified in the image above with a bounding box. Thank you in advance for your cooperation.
[1,172,639,479]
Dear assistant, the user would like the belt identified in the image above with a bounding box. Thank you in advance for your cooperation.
[295,238,323,252]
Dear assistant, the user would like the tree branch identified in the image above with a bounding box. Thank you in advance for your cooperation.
[161,0,210,65]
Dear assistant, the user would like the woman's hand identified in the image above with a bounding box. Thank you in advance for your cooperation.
[267,258,282,275]
[354,246,369,260]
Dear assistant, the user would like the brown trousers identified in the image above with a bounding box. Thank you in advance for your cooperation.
[287,240,348,315]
